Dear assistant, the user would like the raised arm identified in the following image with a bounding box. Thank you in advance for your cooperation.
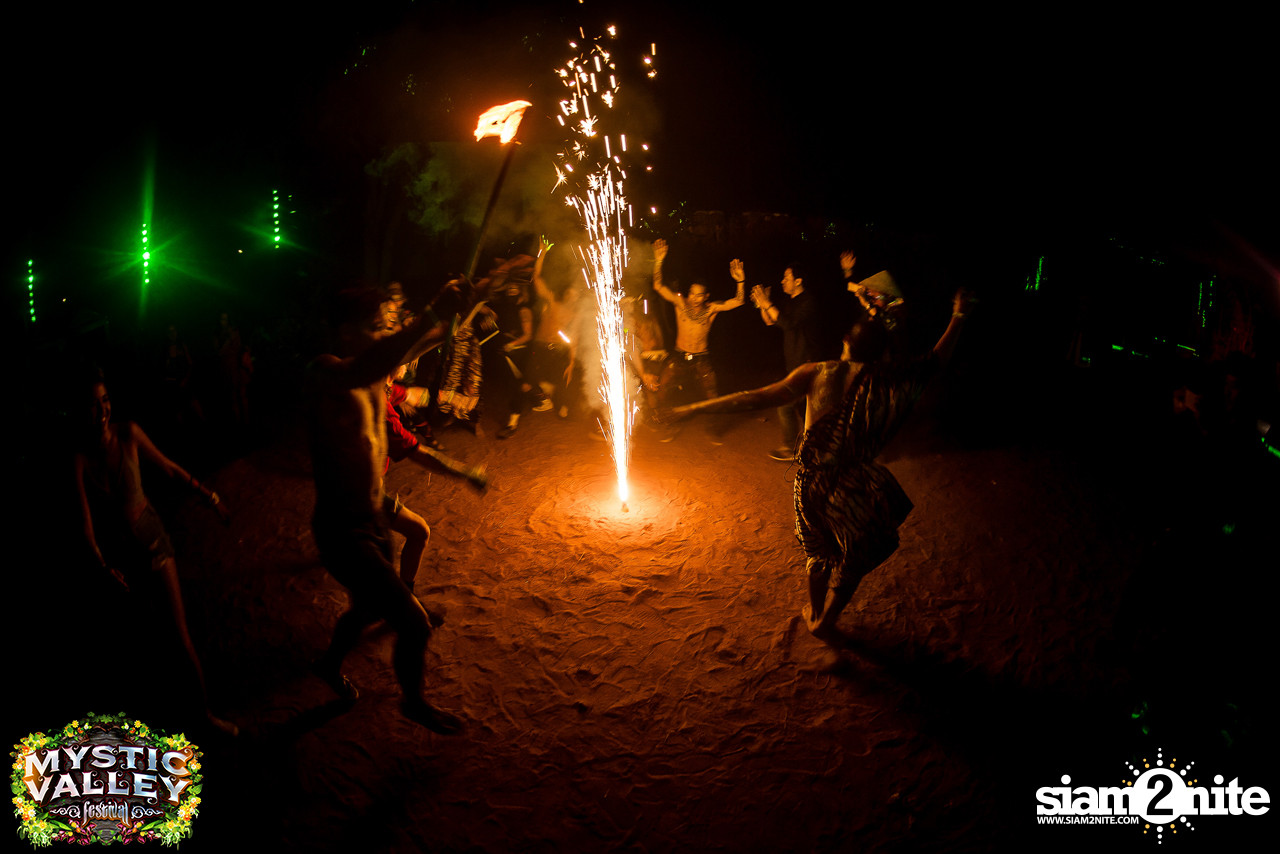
[652,239,679,304]
[403,321,449,366]
[840,251,856,283]
[426,278,464,316]
[932,289,973,367]
[671,362,818,420]
[751,284,779,327]
[712,259,746,313]
[842,250,879,316]
[315,313,447,391]
[532,236,556,303]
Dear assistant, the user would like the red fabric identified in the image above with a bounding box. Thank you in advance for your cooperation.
[384,383,419,473]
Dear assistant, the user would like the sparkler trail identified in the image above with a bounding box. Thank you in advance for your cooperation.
[552,26,655,510]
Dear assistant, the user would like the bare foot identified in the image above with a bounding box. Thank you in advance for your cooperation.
[403,699,464,734]
[802,604,823,632]
[802,606,844,645]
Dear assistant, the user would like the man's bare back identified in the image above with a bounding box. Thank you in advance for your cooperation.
[306,297,445,520]
[307,289,464,734]
[799,360,857,433]
[308,360,387,520]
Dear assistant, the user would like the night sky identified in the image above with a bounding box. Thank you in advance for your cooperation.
[12,1,1280,331]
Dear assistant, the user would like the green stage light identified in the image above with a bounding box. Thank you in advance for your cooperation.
[1198,276,1215,329]
[1025,255,1044,292]
[139,148,155,319]
[27,259,36,322]
[140,223,153,307]
[272,189,282,248]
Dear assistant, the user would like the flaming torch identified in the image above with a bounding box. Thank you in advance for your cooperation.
[467,100,533,280]
[552,28,654,512]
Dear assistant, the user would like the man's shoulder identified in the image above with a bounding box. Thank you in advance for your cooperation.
[305,353,365,400]
[305,353,345,382]
[308,352,342,368]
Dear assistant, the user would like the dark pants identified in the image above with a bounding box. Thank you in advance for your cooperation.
[661,351,728,436]
[483,339,533,421]
[314,508,431,698]
[528,341,574,410]
[658,351,718,406]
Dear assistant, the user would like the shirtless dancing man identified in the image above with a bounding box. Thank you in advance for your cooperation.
[529,236,582,418]
[651,238,746,408]
[668,289,973,642]
[307,288,467,733]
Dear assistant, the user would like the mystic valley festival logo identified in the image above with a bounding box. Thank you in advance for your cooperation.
[11,713,203,847]
[1036,747,1270,843]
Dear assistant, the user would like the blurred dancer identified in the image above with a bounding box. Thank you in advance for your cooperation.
[651,239,746,405]
[529,236,582,418]
[384,361,488,591]
[306,288,463,733]
[669,290,972,642]
[749,262,824,461]
[74,372,236,735]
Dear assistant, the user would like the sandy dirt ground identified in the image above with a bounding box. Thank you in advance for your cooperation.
[15,369,1278,852]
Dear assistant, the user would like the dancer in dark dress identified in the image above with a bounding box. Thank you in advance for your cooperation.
[667,289,973,642]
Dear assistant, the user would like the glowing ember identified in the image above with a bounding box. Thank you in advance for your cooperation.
[552,26,655,509]
[474,100,533,144]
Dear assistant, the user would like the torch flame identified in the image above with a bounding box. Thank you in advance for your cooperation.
[474,100,533,144]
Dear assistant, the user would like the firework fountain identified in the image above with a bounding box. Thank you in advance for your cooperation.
[553,27,654,512]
